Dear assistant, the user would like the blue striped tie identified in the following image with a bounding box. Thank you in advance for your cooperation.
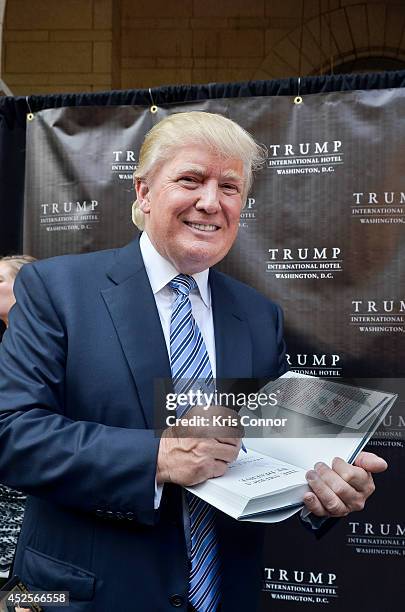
[169,274,221,612]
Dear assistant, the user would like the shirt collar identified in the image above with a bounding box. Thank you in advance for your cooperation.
[139,232,210,307]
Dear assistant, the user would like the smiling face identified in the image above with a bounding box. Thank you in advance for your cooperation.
[135,145,245,274]
[0,262,16,325]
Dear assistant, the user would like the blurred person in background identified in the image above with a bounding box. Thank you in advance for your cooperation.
[0,255,36,587]
[0,256,36,329]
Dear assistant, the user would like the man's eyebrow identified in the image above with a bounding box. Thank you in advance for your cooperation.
[174,165,207,177]
[174,166,244,183]
[220,169,245,183]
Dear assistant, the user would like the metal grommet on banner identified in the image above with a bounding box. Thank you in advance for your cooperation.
[294,78,303,105]
[148,88,158,114]
[26,96,35,120]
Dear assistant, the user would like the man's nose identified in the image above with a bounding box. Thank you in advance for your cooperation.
[195,181,220,213]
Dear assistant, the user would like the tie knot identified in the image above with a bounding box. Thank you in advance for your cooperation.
[169,274,197,297]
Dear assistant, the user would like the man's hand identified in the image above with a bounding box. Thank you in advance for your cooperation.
[303,451,388,517]
[156,405,243,486]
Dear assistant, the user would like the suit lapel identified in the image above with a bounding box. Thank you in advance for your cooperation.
[100,241,253,427]
[210,269,253,382]
[101,239,172,429]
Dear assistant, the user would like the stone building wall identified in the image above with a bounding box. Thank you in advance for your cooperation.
[1,0,405,96]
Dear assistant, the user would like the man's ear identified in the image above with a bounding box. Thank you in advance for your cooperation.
[135,178,151,213]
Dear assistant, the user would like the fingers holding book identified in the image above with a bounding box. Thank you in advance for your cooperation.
[157,405,244,486]
[303,452,388,517]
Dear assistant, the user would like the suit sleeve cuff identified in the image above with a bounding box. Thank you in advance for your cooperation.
[300,507,329,530]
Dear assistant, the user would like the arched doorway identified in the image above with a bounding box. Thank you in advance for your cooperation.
[254,2,405,80]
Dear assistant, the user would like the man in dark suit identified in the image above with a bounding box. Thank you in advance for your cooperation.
[0,112,386,611]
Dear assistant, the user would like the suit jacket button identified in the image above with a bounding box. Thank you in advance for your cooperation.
[169,594,184,607]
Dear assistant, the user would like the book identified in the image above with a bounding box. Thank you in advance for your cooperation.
[186,372,396,523]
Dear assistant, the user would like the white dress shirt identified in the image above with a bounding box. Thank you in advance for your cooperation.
[139,231,216,508]
[139,231,216,377]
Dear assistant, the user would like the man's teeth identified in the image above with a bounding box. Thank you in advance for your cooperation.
[187,223,218,232]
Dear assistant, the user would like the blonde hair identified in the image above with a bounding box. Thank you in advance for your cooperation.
[1,255,36,278]
[132,111,266,230]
